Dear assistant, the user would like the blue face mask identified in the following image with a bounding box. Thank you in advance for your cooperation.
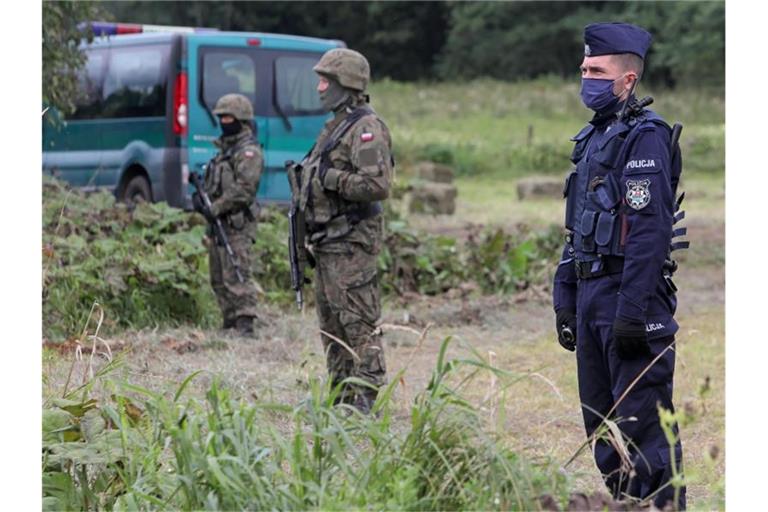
[580,78,621,113]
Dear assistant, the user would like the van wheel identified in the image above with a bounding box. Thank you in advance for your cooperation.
[121,175,152,206]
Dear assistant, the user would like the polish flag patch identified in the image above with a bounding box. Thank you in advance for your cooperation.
[360,132,375,142]
[244,150,255,158]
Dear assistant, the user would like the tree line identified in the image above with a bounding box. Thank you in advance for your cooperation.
[100,1,723,88]
[47,1,724,96]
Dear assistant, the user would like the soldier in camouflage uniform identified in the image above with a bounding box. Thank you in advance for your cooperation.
[289,48,394,413]
[193,94,263,336]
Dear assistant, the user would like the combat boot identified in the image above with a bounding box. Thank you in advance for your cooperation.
[235,316,254,336]
[351,390,378,415]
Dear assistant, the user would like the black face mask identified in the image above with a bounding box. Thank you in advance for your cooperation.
[220,119,242,136]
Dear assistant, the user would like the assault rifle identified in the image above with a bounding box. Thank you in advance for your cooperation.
[285,160,310,310]
[663,121,685,293]
[189,171,245,284]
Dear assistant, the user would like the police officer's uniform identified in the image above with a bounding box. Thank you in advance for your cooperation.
[553,23,688,509]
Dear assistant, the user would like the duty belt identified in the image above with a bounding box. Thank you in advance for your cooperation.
[307,201,383,235]
[574,256,624,280]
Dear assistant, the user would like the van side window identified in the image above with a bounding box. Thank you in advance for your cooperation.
[102,45,168,118]
[275,55,324,115]
[70,49,107,120]
[202,52,256,111]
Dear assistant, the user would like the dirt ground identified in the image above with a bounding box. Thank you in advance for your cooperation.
[43,176,725,509]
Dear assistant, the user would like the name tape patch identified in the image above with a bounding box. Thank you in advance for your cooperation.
[625,159,658,170]
[646,322,665,333]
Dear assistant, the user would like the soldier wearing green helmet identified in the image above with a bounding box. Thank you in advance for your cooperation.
[212,93,255,122]
[193,93,263,336]
[288,47,394,414]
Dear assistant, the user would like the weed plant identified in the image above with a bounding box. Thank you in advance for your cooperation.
[42,337,571,510]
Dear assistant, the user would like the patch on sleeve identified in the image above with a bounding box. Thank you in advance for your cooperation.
[244,150,255,158]
[360,132,375,142]
[625,179,651,210]
[358,147,379,167]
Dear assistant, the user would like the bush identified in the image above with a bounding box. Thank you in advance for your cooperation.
[43,178,219,339]
[43,178,563,339]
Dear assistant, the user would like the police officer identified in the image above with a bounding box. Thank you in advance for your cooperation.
[193,93,263,336]
[553,23,687,509]
[289,48,394,414]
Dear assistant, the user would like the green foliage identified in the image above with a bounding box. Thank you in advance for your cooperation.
[373,79,724,178]
[621,1,725,87]
[435,1,724,88]
[466,225,562,294]
[656,399,724,510]
[436,2,590,82]
[43,178,219,338]
[43,176,563,339]
[380,220,465,295]
[251,208,295,305]
[98,1,723,88]
[42,1,107,115]
[42,338,571,509]
[381,219,562,296]
[100,0,449,82]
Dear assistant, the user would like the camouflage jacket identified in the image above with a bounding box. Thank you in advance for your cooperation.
[297,102,393,237]
[204,127,263,220]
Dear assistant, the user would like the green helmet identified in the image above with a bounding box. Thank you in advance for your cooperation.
[313,48,370,92]
[212,93,254,121]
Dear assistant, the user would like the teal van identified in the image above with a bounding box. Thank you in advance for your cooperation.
[42,22,341,208]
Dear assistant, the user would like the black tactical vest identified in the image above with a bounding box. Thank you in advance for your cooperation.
[564,110,679,264]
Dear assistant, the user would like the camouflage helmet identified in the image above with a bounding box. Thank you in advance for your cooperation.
[313,48,370,92]
[212,93,254,121]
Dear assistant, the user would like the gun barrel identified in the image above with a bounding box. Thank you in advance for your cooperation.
[288,207,306,308]
[638,95,654,109]
[671,123,683,148]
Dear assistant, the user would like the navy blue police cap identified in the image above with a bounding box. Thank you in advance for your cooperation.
[583,22,652,59]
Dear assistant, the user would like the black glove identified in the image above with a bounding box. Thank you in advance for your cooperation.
[192,192,205,213]
[613,318,651,360]
[556,309,577,352]
[192,193,214,222]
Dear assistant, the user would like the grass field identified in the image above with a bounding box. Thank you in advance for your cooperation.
[370,78,724,178]
[42,79,725,509]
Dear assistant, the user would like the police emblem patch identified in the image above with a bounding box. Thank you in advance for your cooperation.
[584,44,591,56]
[625,179,651,210]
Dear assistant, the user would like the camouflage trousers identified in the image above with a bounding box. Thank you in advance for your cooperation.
[208,222,259,324]
[313,240,387,394]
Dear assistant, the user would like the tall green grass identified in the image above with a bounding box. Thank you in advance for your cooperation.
[370,78,724,177]
[42,337,570,510]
